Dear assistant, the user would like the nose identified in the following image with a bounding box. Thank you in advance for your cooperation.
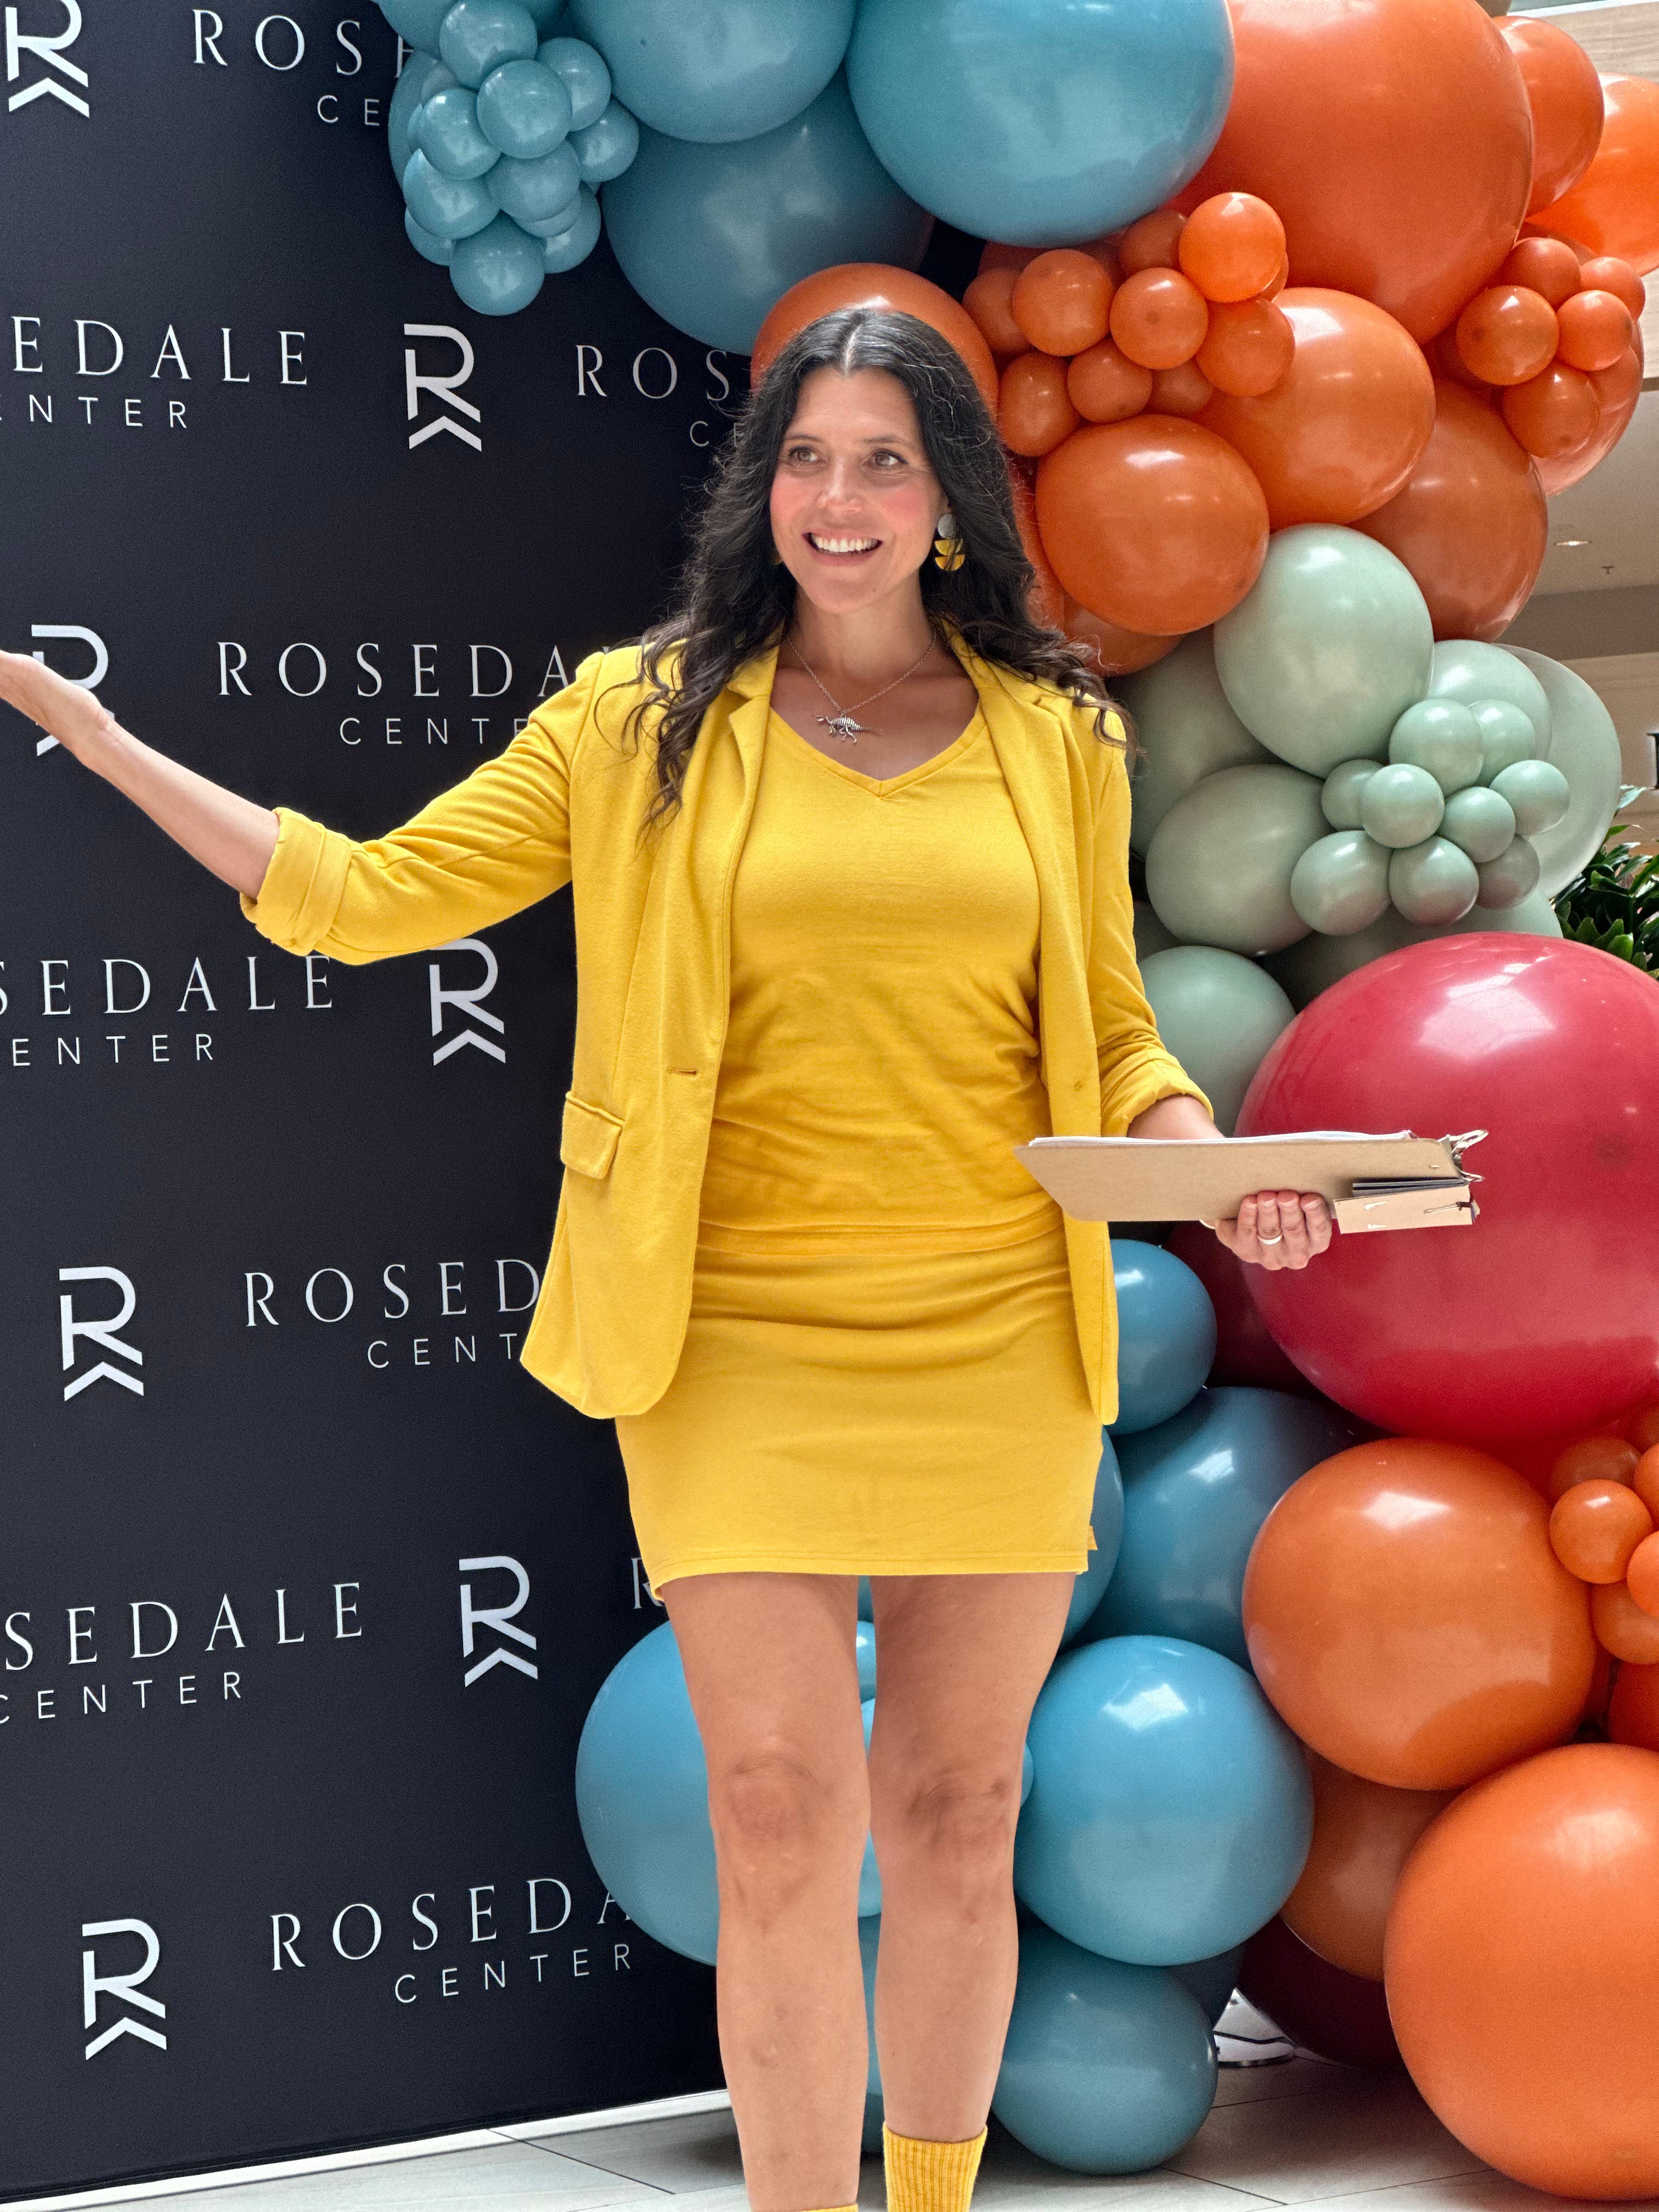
[814,455,870,513]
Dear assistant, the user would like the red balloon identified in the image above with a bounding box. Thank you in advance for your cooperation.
[1170,0,1532,340]
[1163,1223,1314,1395]
[1498,17,1606,215]
[751,264,1000,414]
[1355,380,1545,642]
[1239,1916,1406,2071]
[1237,936,1659,1449]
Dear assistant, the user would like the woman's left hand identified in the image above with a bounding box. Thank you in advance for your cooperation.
[1215,1191,1333,1271]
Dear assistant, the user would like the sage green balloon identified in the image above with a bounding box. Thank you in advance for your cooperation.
[1118,631,1272,858]
[1145,762,1328,955]
[1134,901,1179,963]
[1500,647,1624,896]
[1212,525,1434,777]
[1491,758,1571,838]
[1321,759,1381,830]
[1472,699,1536,784]
[1289,830,1392,936]
[1428,640,1550,749]
[1387,699,1482,794]
[1476,834,1542,910]
[1389,837,1479,926]
[1138,946,1296,1135]
[1265,887,1561,1008]
[1440,785,1517,863]
[1359,761,1444,849]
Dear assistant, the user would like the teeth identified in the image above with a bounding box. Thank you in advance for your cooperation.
[809,534,878,554]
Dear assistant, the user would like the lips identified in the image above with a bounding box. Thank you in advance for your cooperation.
[806,533,880,555]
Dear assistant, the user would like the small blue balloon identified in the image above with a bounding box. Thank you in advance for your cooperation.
[857,1576,874,1622]
[860,1915,884,2152]
[451,211,549,312]
[847,0,1233,246]
[1171,1944,1246,2028]
[403,146,499,237]
[603,71,931,352]
[440,0,539,87]
[569,0,854,144]
[390,53,454,177]
[404,207,456,264]
[537,182,600,266]
[417,83,503,177]
[487,137,581,222]
[1014,1635,1312,1965]
[574,1621,718,1964]
[571,97,638,183]
[380,0,453,48]
[855,1619,877,1699]
[538,35,611,128]
[1094,1386,1361,1665]
[1109,1241,1217,1436]
[994,1925,1218,2173]
[477,56,573,156]
[1060,1435,1123,1645]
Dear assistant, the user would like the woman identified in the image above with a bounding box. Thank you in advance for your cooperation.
[1,308,1329,2212]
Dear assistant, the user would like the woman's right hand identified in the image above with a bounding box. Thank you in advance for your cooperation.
[0,648,117,759]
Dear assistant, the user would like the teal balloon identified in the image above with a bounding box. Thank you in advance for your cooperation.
[857,1575,873,1622]
[1172,1945,1245,2028]
[570,0,854,143]
[390,54,454,177]
[994,1927,1217,2172]
[1212,527,1434,777]
[1491,758,1571,838]
[1013,1635,1313,1962]
[1138,946,1295,1134]
[538,183,601,265]
[1146,763,1328,956]
[856,1619,876,1698]
[450,210,548,311]
[1500,647,1623,898]
[1472,698,1537,785]
[417,83,503,177]
[381,0,452,47]
[440,0,539,87]
[1359,761,1444,850]
[1440,785,1516,864]
[1476,834,1542,911]
[1321,759,1380,830]
[1387,698,1482,795]
[476,57,572,156]
[487,138,580,222]
[1109,1242,1216,1437]
[571,97,639,183]
[1133,900,1178,962]
[1389,836,1479,926]
[1092,1387,1361,1668]
[538,34,611,128]
[1062,1437,1125,1645]
[1266,885,1561,1007]
[1118,630,1272,858]
[1289,830,1391,939]
[404,208,456,263]
[402,147,498,237]
[1428,639,1550,752]
[847,0,1233,246]
[524,0,566,27]
[602,73,932,352]
[860,1916,885,2151]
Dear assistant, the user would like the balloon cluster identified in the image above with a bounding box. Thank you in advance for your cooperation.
[382,0,635,314]
[1545,1420,1659,1666]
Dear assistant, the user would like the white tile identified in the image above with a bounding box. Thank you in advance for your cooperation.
[1284,2174,1659,2212]
[972,2131,1276,2212]
[81,2145,661,2212]
[538,2110,745,2194]
[1165,2075,1486,2202]
[1212,2057,1367,2108]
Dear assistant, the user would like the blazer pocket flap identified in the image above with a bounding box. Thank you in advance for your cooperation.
[561,1093,623,1179]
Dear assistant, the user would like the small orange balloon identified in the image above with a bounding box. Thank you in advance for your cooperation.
[1593,1579,1659,1663]
[1498,235,1584,307]
[1554,287,1635,373]
[1430,327,1491,394]
[1536,333,1641,494]
[998,352,1079,458]
[1502,361,1600,459]
[1578,255,1646,319]
[1547,1433,1639,1503]
[1498,17,1606,215]
[1109,268,1209,370]
[1282,1751,1457,1982]
[1635,1444,1659,1519]
[1196,298,1294,396]
[1259,254,1288,302]
[1548,1479,1654,1583]
[750,264,1000,413]
[963,267,1025,358]
[1178,191,1287,303]
[1609,1657,1659,1750]
[1061,595,1178,678]
[1455,285,1559,386]
[1007,464,1064,628]
[1119,207,1186,274]
[1541,74,1659,276]
[1065,340,1152,424]
[1149,360,1215,417]
[1628,1532,1659,1620]
[979,241,1037,275]
[1077,236,1126,286]
[1011,249,1114,356]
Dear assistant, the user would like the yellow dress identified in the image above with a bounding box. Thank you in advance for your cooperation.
[616,706,1104,1590]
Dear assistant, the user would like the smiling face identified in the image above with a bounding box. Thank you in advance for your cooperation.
[769,366,946,618]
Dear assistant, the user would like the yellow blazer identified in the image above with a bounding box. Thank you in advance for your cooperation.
[242,638,1205,1422]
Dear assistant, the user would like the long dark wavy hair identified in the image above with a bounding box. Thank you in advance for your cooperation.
[626,306,1125,822]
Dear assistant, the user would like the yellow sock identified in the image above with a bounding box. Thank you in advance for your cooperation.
[882,2123,989,2212]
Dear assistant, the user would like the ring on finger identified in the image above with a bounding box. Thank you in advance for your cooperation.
[1258,1231,1284,1245]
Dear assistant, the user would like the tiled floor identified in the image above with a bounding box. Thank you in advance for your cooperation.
[19,2004,1656,2212]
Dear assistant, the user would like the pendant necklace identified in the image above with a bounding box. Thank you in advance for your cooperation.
[786,631,934,742]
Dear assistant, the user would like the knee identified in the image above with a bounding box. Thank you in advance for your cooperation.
[873,1765,1023,1901]
[708,1745,867,1917]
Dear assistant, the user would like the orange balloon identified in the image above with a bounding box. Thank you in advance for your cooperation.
[1281,1752,1457,1982]
[1548,1479,1654,1583]
[1634,1444,1659,1521]
[979,241,1037,275]
[1498,235,1583,308]
[1259,254,1288,302]
[1196,299,1294,397]
[1077,236,1126,286]
[1628,1531,1659,1619]
[1534,330,1642,494]
[1108,269,1209,370]
[1201,288,1435,528]
[1355,380,1546,642]
[1035,417,1269,636]
[1609,1657,1659,1750]
[1592,1579,1659,1663]
[1011,249,1113,357]
[1119,207,1186,274]
[1582,1640,1615,1729]
[1178,191,1287,304]
[1242,1439,1595,1791]
[1062,596,1178,678]
[1148,360,1214,417]
[1548,1433,1640,1503]
[1498,17,1606,216]
[1430,327,1491,395]
[1454,285,1559,386]
[1006,464,1064,628]
[1502,361,1600,459]
[1169,0,1531,341]
[1555,287,1635,373]
[1541,74,1659,275]
[998,353,1079,459]
[1519,222,1593,266]
[1065,340,1152,424]
[750,264,1000,414]
[1578,254,1646,319]
[1386,1743,1659,2198]
[963,267,1025,358]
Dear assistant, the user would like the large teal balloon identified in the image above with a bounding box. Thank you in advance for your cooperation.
[1502,647,1624,898]
[1109,1242,1216,1436]
[1138,946,1294,1135]
[994,1927,1217,2173]
[602,72,932,351]
[570,0,854,143]
[1060,1436,1125,1645]
[1117,630,1272,859]
[1213,527,1434,777]
[1145,763,1328,955]
[847,0,1233,246]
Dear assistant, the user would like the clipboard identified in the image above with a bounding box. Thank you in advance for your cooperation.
[1014,1130,1486,1234]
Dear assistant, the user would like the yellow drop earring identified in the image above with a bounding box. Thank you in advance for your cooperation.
[932,509,966,571]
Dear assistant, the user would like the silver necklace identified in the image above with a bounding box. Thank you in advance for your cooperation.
[785,631,934,742]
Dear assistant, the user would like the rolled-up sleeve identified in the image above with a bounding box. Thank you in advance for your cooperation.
[239,654,599,964]
[1088,716,1212,1135]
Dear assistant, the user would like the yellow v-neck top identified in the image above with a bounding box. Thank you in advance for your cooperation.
[696,707,1058,1255]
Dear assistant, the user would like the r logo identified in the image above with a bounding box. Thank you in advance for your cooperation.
[27,624,107,754]
[459,1555,538,1685]
[82,1919,167,2058]
[60,1266,143,1401]
[5,0,88,117]
[405,324,481,453]
[430,938,505,1066]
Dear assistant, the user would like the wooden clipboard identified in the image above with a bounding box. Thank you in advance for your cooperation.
[1014,1131,1479,1228]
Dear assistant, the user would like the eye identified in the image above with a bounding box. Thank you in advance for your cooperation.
[783,441,821,465]
[867,448,908,470]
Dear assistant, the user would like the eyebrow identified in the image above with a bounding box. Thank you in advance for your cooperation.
[785,427,920,447]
